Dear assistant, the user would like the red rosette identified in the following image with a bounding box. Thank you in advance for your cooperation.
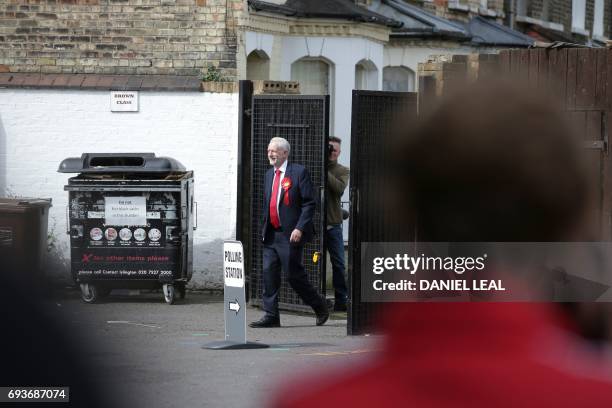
[281,177,292,206]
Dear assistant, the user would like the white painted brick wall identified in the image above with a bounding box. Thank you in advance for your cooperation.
[0,89,239,289]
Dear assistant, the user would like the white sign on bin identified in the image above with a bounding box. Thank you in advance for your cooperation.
[104,196,147,226]
[224,241,245,288]
[110,91,139,112]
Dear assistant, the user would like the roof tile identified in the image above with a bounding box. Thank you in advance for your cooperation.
[0,73,202,92]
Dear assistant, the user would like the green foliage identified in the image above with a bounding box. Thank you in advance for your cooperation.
[202,66,223,82]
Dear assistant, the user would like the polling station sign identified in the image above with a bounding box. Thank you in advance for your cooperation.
[224,242,245,288]
[223,241,246,343]
[203,241,268,350]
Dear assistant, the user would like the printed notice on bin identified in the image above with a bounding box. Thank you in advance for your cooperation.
[104,196,147,226]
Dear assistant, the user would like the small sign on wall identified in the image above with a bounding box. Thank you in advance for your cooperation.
[110,91,139,112]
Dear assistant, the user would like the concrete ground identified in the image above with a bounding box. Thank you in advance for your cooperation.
[51,290,379,408]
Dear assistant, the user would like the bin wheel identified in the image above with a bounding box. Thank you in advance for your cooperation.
[177,283,186,300]
[98,287,112,298]
[80,283,99,304]
[163,284,175,305]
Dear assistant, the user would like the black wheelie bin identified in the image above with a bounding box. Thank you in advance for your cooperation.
[58,153,196,304]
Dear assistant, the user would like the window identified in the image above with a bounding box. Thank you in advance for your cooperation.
[572,0,586,31]
[354,59,378,91]
[355,64,366,90]
[383,66,415,92]
[290,58,330,95]
[516,0,550,20]
[449,0,470,7]
[246,50,270,81]
[593,0,604,37]
[516,0,528,16]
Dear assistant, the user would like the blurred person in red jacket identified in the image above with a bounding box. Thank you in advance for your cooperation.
[273,81,612,407]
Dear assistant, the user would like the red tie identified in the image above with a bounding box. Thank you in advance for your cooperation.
[269,169,281,229]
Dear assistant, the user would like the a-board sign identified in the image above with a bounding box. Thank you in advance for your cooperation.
[203,240,268,350]
[223,241,246,343]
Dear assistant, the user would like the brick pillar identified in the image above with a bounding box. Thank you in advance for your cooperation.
[417,54,468,99]
[467,53,501,82]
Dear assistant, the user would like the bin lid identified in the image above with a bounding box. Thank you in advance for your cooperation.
[57,153,186,173]
[0,198,52,213]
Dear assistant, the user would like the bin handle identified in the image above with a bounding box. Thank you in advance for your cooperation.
[193,201,198,231]
[66,205,70,234]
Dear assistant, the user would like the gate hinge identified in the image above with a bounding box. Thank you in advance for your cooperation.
[583,112,608,154]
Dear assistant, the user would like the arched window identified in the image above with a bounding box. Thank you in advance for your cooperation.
[246,50,270,80]
[290,58,330,95]
[355,59,378,90]
[382,66,415,92]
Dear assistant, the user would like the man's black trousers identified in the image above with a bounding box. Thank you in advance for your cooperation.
[262,230,323,317]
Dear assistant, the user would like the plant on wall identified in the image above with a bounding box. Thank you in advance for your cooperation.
[202,66,223,82]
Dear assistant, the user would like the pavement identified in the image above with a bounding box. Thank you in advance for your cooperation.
[50,289,379,408]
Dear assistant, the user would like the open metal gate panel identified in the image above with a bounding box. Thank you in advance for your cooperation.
[346,49,612,335]
[237,81,253,301]
[250,95,329,312]
[348,90,418,335]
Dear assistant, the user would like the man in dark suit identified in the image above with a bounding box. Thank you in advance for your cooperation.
[249,137,329,328]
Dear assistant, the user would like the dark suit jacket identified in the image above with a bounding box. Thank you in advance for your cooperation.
[261,162,315,245]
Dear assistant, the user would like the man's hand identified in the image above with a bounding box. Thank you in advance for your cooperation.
[290,229,303,243]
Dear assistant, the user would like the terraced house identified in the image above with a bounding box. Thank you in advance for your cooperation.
[505,0,611,45]
[0,0,610,289]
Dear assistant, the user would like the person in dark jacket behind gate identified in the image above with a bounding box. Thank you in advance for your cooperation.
[272,81,612,407]
[250,137,329,328]
[326,136,350,311]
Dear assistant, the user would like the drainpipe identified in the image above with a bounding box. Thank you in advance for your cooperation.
[505,0,516,29]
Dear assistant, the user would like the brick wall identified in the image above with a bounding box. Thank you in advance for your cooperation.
[0,0,243,79]
[529,0,547,20]
[433,0,505,23]
[544,0,569,28]
[585,0,594,34]
[489,0,504,14]
[421,0,437,14]
[509,0,610,43]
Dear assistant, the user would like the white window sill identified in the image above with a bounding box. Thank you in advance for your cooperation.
[515,15,564,32]
[447,3,470,12]
[448,2,501,16]
[478,7,499,17]
[592,34,608,42]
[571,26,589,36]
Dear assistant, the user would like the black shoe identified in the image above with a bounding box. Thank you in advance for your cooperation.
[333,302,347,312]
[249,315,280,328]
[315,304,329,326]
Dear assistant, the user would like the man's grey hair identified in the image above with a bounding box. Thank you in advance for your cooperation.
[269,137,290,153]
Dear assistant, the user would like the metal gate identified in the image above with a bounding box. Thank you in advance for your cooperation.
[250,95,329,312]
[348,91,418,335]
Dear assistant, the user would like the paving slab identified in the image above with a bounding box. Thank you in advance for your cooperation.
[50,291,379,408]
